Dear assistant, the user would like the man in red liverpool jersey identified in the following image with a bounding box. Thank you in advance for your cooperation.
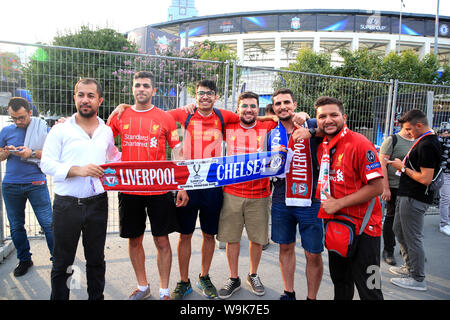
[108,71,188,300]
[216,91,277,299]
[315,96,384,300]
[169,80,241,299]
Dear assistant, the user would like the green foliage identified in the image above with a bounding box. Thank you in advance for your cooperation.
[113,39,239,110]
[288,47,333,75]
[335,48,383,80]
[22,26,138,117]
[0,51,21,84]
[275,48,450,128]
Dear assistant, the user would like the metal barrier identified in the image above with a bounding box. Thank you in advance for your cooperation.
[1,40,449,242]
[0,41,229,240]
[230,65,394,146]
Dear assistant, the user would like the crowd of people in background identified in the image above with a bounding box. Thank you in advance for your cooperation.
[0,74,447,300]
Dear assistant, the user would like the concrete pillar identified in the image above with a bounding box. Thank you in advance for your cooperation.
[386,38,396,54]
[237,37,244,64]
[351,35,359,52]
[419,41,431,59]
[274,35,282,69]
[313,35,321,53]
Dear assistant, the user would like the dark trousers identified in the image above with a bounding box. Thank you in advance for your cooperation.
[50,193,108,300]
[328,233,384,300]
[383,188,398,254]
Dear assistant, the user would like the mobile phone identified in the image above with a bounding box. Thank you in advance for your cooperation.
[9,149,23,153]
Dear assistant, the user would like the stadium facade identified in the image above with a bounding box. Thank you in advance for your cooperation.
[127,9,450,68]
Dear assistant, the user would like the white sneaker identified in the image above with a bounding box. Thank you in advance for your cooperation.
[440,225,450,236]
[390,277,427,291]
[389,265,409,276]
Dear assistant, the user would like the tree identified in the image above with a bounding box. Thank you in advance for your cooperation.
[0,51,22,84]
[113,38,239,110]
[22,26,138,117]
[286,47,333,75]
[275,48,450,129]
[334,48,383,80]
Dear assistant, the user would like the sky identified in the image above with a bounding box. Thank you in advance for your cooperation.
[1,0,449,44]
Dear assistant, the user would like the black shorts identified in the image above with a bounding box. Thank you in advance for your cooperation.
[176,187,223,235]
[118,192,179,238]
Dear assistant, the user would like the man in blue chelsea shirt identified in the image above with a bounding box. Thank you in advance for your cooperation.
[0,97,53,276]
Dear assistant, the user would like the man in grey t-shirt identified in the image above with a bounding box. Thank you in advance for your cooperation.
[379,124,414,265]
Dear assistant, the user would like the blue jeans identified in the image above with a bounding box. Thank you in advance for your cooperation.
[2,183,53,262]
[271,201,324,253]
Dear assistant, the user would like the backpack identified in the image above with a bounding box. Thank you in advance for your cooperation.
[184,107,227,155]
[389,134,398,157]
[409,160,444,195]
[426,167,444,195]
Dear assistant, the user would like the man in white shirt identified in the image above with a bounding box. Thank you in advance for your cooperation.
[41,78,120,300]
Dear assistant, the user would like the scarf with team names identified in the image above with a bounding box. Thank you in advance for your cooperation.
[268,121,314,206]
[317,124,349,201]
[100,151,286,192]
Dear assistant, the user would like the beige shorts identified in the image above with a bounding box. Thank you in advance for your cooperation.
[217,193,270,245]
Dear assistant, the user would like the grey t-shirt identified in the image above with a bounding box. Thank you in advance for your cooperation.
[380,134,415,189]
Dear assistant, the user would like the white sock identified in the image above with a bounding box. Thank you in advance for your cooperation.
[138,284,149,292]
[159,288,169,298]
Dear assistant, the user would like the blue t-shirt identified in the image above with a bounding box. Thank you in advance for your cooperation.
[0,124,46,183]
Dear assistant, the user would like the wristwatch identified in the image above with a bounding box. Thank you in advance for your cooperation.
[309,127,316,137]
[31,150,36,158]
[401,166,406,173]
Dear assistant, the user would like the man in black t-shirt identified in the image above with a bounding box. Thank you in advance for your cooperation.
[387,109,442,292]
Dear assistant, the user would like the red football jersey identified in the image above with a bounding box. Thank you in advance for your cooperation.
[168,108,239,160]
[108,106,180,195]
[223,120,278,198]
[317,130,383,237]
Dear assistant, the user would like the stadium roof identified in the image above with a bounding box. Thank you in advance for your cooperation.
[150,8,450,30]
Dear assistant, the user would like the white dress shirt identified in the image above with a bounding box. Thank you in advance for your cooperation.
[41,114,121,198]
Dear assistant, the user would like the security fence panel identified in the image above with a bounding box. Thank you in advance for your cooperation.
[392,82,450,133]
[0,41,228,239]
[1,39,450,241]
[232,65,394,147]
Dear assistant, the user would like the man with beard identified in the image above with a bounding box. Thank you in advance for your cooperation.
[266,88,323,300]
[108,71,188,300]
[0,97,53,277]
[314,96,384,300]
[41,78,121,300]
[216,91,278,299]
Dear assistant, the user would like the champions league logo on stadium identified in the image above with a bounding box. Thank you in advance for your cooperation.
[103,168,119,187]
[360,12,386,32]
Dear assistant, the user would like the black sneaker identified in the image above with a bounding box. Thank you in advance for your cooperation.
[14,260,33,277]
[279,290,296,300]
[171,279,193,300]
[218,277,241,299]
[382,250,397,266]
[197,274,218,299]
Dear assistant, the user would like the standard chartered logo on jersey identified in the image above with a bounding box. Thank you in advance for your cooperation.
[122,134,158,148]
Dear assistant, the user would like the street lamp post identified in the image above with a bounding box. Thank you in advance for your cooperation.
[398,0,405,55]
[434,0,440,55]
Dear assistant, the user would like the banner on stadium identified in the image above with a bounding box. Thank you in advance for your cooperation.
[100,151,286,192]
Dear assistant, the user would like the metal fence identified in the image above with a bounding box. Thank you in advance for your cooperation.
[1,41,449,242]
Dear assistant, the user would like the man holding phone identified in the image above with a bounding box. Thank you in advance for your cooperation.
[0,97,54,277]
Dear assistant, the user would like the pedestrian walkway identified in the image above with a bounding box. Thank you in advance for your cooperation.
[0,214,448,300]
